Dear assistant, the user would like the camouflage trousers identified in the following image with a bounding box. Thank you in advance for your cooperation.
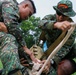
[0,32,23,75]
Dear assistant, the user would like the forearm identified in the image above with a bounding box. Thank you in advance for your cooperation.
[39,20,55,30]
[54,21,71,31]
[22,46,39,62]
[22,46,33,56]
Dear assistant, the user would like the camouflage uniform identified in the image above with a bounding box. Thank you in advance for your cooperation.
[38,0,76,75]
[0,0,26,75]
[39,14,76,75]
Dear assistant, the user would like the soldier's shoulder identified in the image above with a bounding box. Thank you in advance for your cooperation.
[43,14,56,20]
[1,0,18,5]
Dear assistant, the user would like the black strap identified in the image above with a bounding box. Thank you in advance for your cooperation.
[0,69,2,75]
[8,69,20,75]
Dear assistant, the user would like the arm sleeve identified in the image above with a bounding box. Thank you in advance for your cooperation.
[2,1,26,46]
[38,15,56,30]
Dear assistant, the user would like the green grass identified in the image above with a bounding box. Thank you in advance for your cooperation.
[72,73,76,75]
[0,59,3,69]
[72,58,76,75]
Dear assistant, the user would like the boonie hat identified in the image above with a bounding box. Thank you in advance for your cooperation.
[53,0,76,17]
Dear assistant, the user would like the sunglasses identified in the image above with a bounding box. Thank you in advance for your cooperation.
[56,11,64,16]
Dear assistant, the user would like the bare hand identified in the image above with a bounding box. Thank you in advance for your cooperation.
[40,60,51,74]
[30,53,41,63]
[20,58,29,67]
[54,21,71,31]
[0,22,8,32]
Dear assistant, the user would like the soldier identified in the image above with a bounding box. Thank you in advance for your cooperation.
[38,0,76,75]
[57,58,76,75]
[0,0,39,75]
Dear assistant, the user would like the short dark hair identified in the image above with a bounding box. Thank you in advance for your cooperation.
[58,59,76,75]
[28,0,36,13]
[21,0,36,13]
[69,59,76,74]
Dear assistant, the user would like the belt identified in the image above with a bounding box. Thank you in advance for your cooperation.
[8,69,22,75]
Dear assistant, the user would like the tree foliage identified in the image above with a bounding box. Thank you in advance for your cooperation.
[21,16,41,48]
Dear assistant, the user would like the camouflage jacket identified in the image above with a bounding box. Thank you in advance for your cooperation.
[38,14,76,65]
[0,0,26,47]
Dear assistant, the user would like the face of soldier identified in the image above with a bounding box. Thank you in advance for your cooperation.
[19,2,34,20]
[57,60,73,75]
[56,11,69,22]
